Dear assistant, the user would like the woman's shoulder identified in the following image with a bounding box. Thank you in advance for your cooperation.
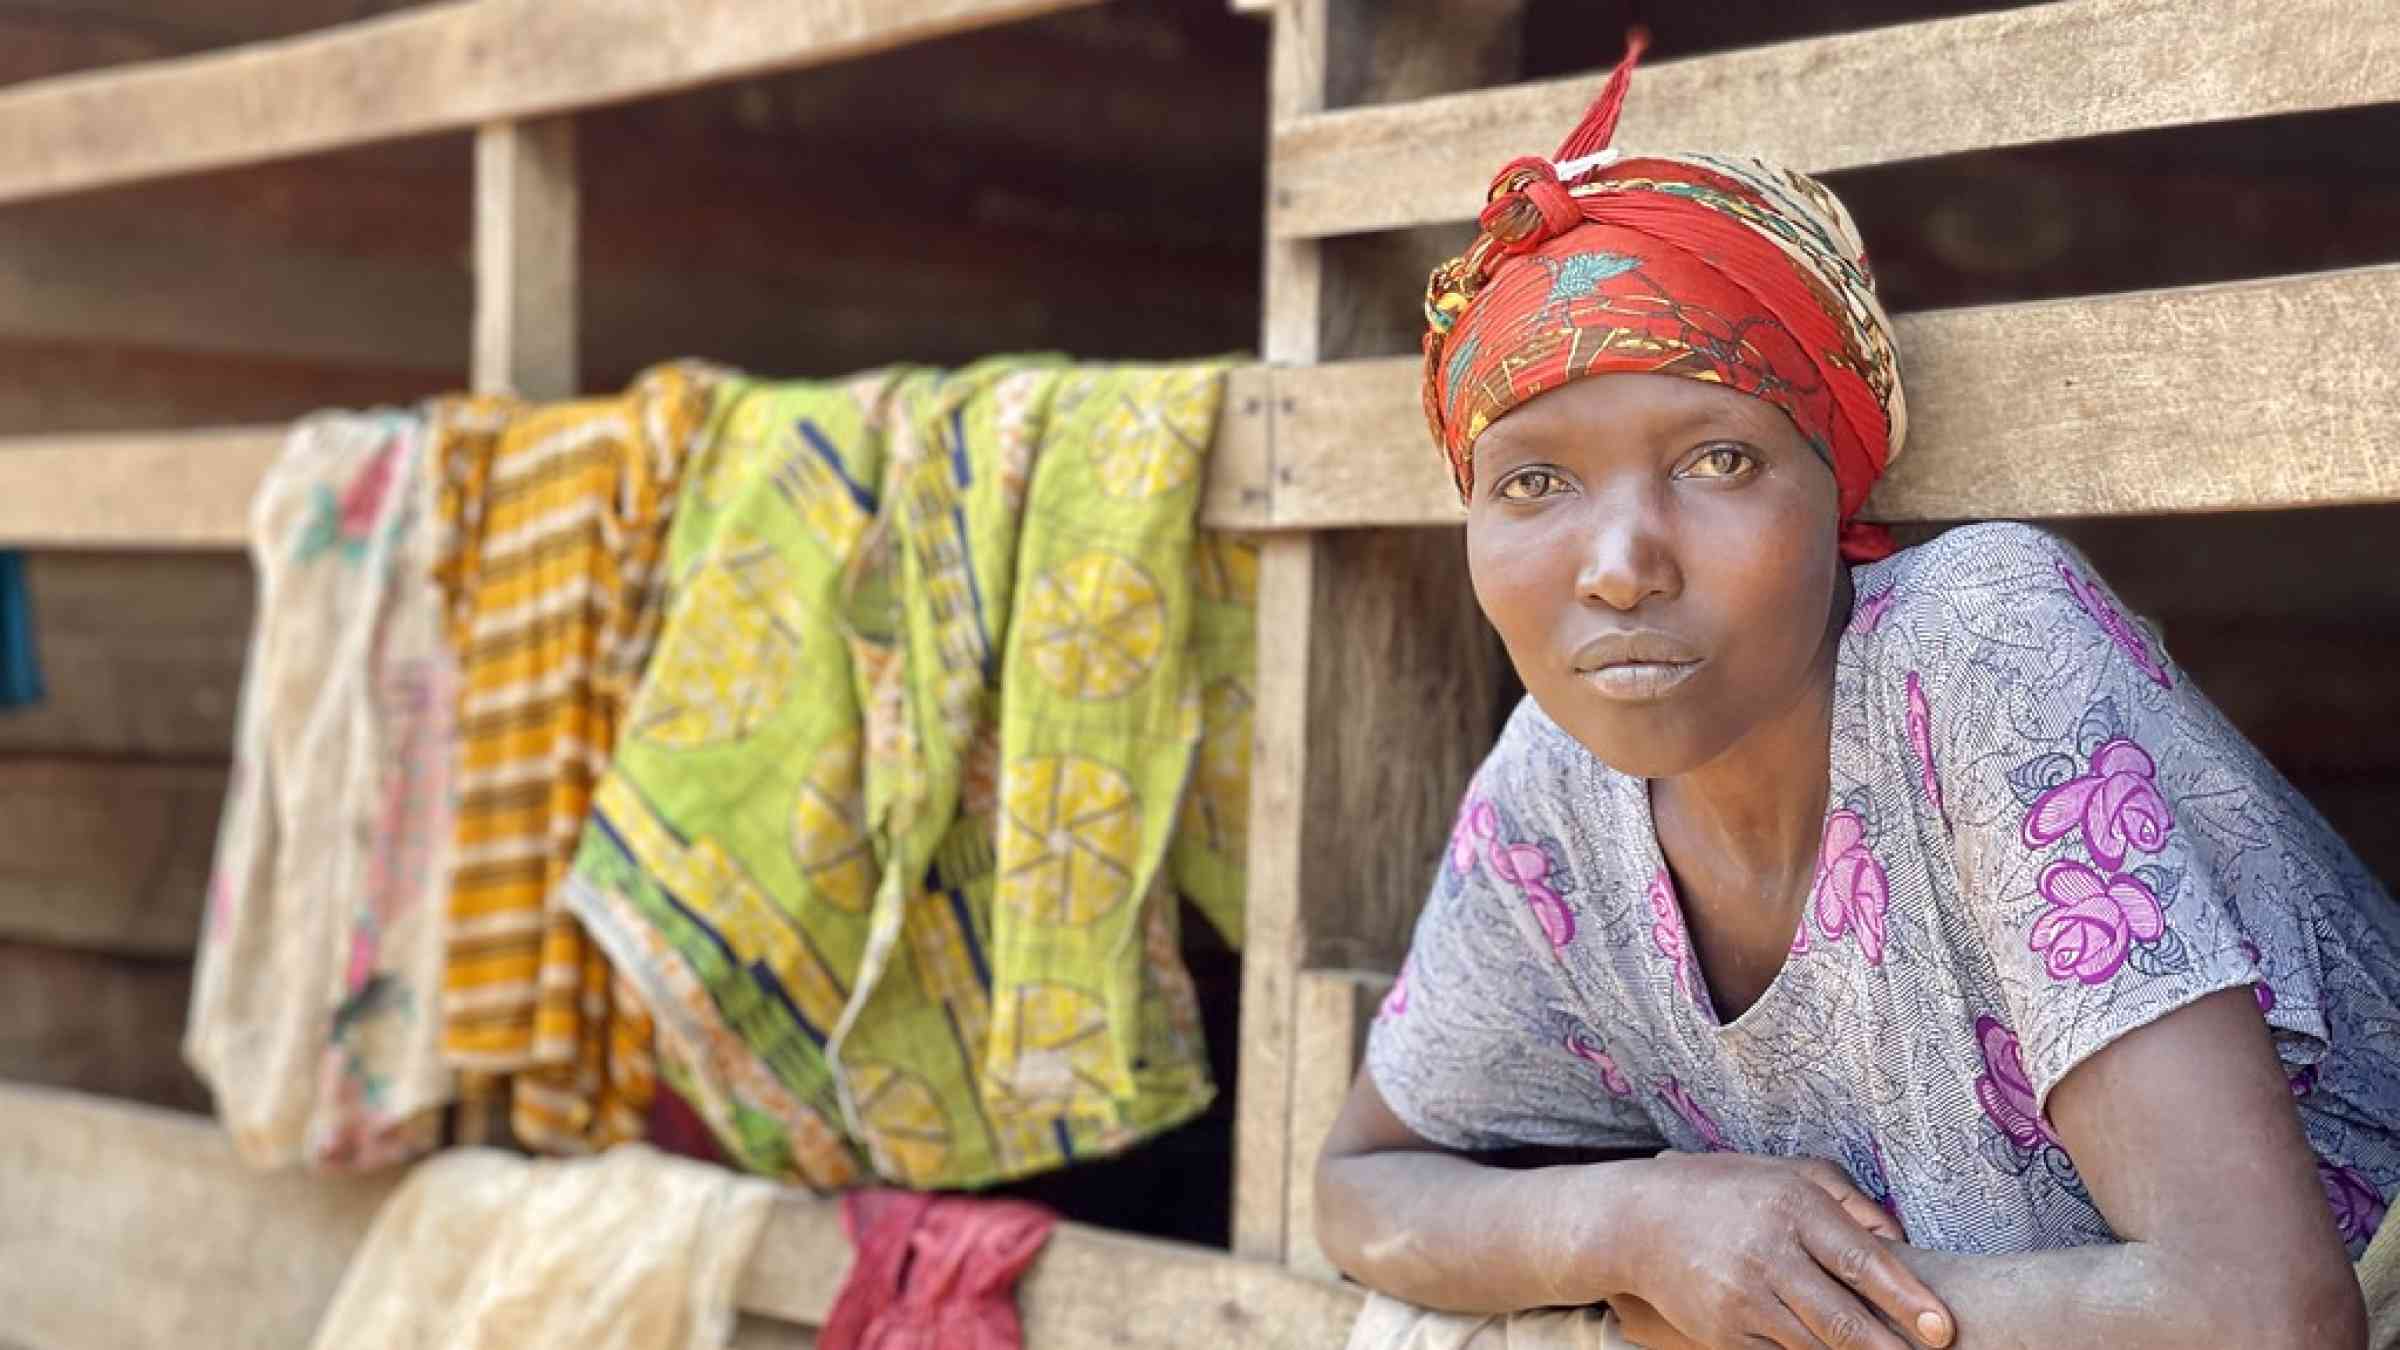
[1862,521,2087,612]
[1853,522,2160,684]
[1465,697,1645,840]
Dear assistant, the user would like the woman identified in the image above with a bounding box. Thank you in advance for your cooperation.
[1317,37,2399,1350]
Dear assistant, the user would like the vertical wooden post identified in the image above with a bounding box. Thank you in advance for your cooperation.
[473,118,578,400]
[1233,0,1526,1269]
[1283,969,1392,1279]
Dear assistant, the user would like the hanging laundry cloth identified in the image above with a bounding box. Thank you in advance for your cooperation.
[186,410,456,1170]
[819,1189,1057,1350]
[307,1144,775,1350]
[566,359,1252,1190]
[0,549,41,709]
[428,360,722,1153]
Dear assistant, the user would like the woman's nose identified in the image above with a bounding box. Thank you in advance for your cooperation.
[1574,498,1679,612]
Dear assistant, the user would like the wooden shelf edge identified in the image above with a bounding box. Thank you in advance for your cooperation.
[0,0,1102,207]
[1268,0,2400,240]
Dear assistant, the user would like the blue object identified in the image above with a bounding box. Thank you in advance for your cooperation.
[0,550,42,709]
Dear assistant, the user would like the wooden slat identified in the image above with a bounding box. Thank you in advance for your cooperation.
[474,118,578,400]
[737,1193,1365,1348]
[0,1085,1361,1350]
[1270,0,2400,240]
[11,264,2400,545]
[1241,264,2400,530]
[0,0,1101,207]
[0,939,207,1109]
[0,757,224,955]
[0,1084,400,1350]
[0,553,251,757]
[1283,968,1390,1281]
[0,425,280,549]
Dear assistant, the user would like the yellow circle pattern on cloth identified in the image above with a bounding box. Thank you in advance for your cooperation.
[1021,550,1166,701]
[1084,368,1214,499]
[998,753,1141,924]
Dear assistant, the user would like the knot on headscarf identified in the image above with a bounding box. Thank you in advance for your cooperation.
[1420,31,1908,563]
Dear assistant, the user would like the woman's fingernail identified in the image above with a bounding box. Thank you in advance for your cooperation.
[1916,1310,1951,1346]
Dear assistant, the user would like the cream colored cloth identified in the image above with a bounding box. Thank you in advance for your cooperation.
[2365,1210,2400,1350]
[308,1145,775,1350]
[187,411,456,1170]
[1346,1293,1635,1350]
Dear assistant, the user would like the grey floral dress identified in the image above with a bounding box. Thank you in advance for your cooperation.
[1367,522,2400,1256]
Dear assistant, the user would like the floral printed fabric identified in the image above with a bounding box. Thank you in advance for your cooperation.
[1367,523,2400,1256]
[188,411,456,1169]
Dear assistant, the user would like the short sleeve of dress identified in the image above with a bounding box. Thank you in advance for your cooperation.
[1916,525,2335,1114]
[1364,776,1664,1155]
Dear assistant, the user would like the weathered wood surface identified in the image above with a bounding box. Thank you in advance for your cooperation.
[738,1190,1365,1347]
[1283,968,1391,1281]
[0,1084,399,1350]
[1228,263,2400,530]
[0,1085,1361,1350]
[0,758,224,955]
[0,0,1103,206]
[0,940,206,1109]
[474,119,578,401]
[0,553,251,758]
[1270,0,2400,239]
[0,425,283,549]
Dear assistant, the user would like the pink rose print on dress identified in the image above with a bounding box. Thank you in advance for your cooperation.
[1490,840,1574,949]
[1565,1034,1633,1097]
[1647,868,1698,1003]
[1905,672,1945,824]
[1809,810,1890,966]
[2317,1157,2389,1247]
[1973,1016,2062,1155]
[1379,964,1410,1020]
[1450,796,1495,877]
[1849,586,1897,635]
[2028,859,2166,985]
[1655,1077,1729,1151]
[2023,737,2174,871]
[2059,562,2171,688]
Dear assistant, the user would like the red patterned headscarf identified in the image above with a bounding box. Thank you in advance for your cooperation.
[1422,34,1907,561]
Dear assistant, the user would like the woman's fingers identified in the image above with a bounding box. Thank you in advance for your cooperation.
[1772,1272,1912,1350]
[1794,1204,1953,1349]
[1794,1158,1903,1241]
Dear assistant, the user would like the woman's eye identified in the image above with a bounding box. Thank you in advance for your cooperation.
[1681,444,1757,479]
[1497,469,1562,501]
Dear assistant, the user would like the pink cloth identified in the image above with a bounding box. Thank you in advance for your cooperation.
[819,1190,1057,1350]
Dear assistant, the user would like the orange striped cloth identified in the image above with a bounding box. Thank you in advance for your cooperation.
[427,362,721,1151]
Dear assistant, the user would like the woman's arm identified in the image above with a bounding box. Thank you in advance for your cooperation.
[1316,1072,1956,1348]
[1871,987,2365,1350]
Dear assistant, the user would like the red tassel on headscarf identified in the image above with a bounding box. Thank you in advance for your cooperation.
[1552,27,1649,168]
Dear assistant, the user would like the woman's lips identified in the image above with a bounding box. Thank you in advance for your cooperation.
[1569,631,1705,702]
[1577,659,1703,701]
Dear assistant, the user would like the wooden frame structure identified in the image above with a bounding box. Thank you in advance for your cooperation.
[4,0,2400,1337]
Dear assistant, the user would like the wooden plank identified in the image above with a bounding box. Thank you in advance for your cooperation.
[474,118,578,400]
[735,1192,1365,1349]
[0,939,206,1110]
[0,425,281,549]
[1269,0,2400,239]
[0,552,251,757]
[0,0,1103,206]
[0,221,465,370]
[1283,968,1391,1281]
[1232,0,1336,1264]
[0,1084,399,1350]
[1233,264,2400,530]
[0,757,224,955]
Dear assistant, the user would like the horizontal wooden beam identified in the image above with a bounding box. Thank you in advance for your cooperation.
[737,1191,1364,1347]
[0,0,1102,206]
[0,1085,1363,1350]
[0,553,251,758]
[13,264,2397,547]
[1234,263,2400,530]
[1269,0,2400,239]
[0,758,225,955]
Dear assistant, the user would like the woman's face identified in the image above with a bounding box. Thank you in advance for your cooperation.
[1465,372,1847,779]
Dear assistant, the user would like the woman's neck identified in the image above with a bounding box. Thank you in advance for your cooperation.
[1651,569,1852,944]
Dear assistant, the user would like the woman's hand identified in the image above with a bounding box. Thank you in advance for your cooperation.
[1618,1151,1954,1349]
